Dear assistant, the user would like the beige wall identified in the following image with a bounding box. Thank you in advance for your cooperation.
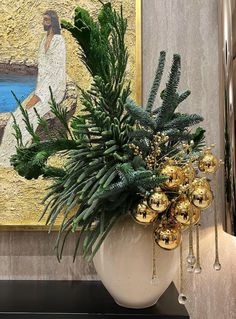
[0,1,236,318]
[142,1,236,318]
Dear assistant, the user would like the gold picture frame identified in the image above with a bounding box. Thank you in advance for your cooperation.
[0,0,142,231]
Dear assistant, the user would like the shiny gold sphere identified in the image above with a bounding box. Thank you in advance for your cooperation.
[160,165,184,190]
[198,152,219,174]
[192,178,211,190]
[183,164,196,185]
[154,222,182,250]
[147,188,169,213]
[132,201,158,225]
[171,196,201,226]
[190,185,213,209]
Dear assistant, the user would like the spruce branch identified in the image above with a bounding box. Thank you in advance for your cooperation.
[49,86,74,140]
[146,51,166,113]
[11,91,40,144]
[156,54,181,126]
[11,113,23,147]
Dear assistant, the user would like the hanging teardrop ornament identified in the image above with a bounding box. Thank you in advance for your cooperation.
[186,208,196,272]
[212,173,221,271]
[178,242,188,305]
[151,223,158,285]
[194,223,202,274]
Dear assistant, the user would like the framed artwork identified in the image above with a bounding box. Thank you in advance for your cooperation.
[0,0,142,230]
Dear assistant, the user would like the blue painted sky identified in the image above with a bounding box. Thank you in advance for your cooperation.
[0,74,37,113]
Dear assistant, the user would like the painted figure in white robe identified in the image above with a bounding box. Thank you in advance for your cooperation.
[0,10,66,167]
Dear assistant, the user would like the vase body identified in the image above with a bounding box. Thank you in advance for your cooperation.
[93,215,179,309]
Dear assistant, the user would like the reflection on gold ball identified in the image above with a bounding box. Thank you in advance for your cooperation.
[147,188,169,213]
[154,222,182,250]
[190,186,213,209]
[192,178,211,191]
[183,164,196,185]
[132,201,158,225]
[198,152,219,174]
[160,165,184,190]
[171,196,201,226]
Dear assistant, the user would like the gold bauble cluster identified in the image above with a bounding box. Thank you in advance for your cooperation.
[130,141,222,251]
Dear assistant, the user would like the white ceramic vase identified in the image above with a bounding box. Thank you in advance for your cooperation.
[93,214,179,309]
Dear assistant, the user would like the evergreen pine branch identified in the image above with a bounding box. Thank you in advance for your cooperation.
[10,139,77,180]
[33,107,51,138]
[125,99,156,130]
[11,113,23,147]
[11,91,40,143]
[192,127,206,151]
[163,114,204,130]
[146,51,166,113]
[156,54,181,126]
[49,86,74,140]
[178,90,191,104]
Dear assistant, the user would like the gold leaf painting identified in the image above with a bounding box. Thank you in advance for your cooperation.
[0,0,142,230]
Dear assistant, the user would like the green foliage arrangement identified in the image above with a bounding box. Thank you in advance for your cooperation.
[10,2,205,261]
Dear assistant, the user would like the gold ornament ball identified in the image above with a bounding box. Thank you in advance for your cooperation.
[160,165,184,190]
[183,164,196,184]
[132,201,158,225]
[198,152,219,174]
[147,188,169,213]
[171,196,201,226]
[190,185,213,210]
[192,178,211,190]
[154,222,182,250]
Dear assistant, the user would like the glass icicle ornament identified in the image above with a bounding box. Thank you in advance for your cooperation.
[194,224,202,274]
[151,223,158,285]
[178,242,188,305]
[212,173,221,271]
[186,208,196,272]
